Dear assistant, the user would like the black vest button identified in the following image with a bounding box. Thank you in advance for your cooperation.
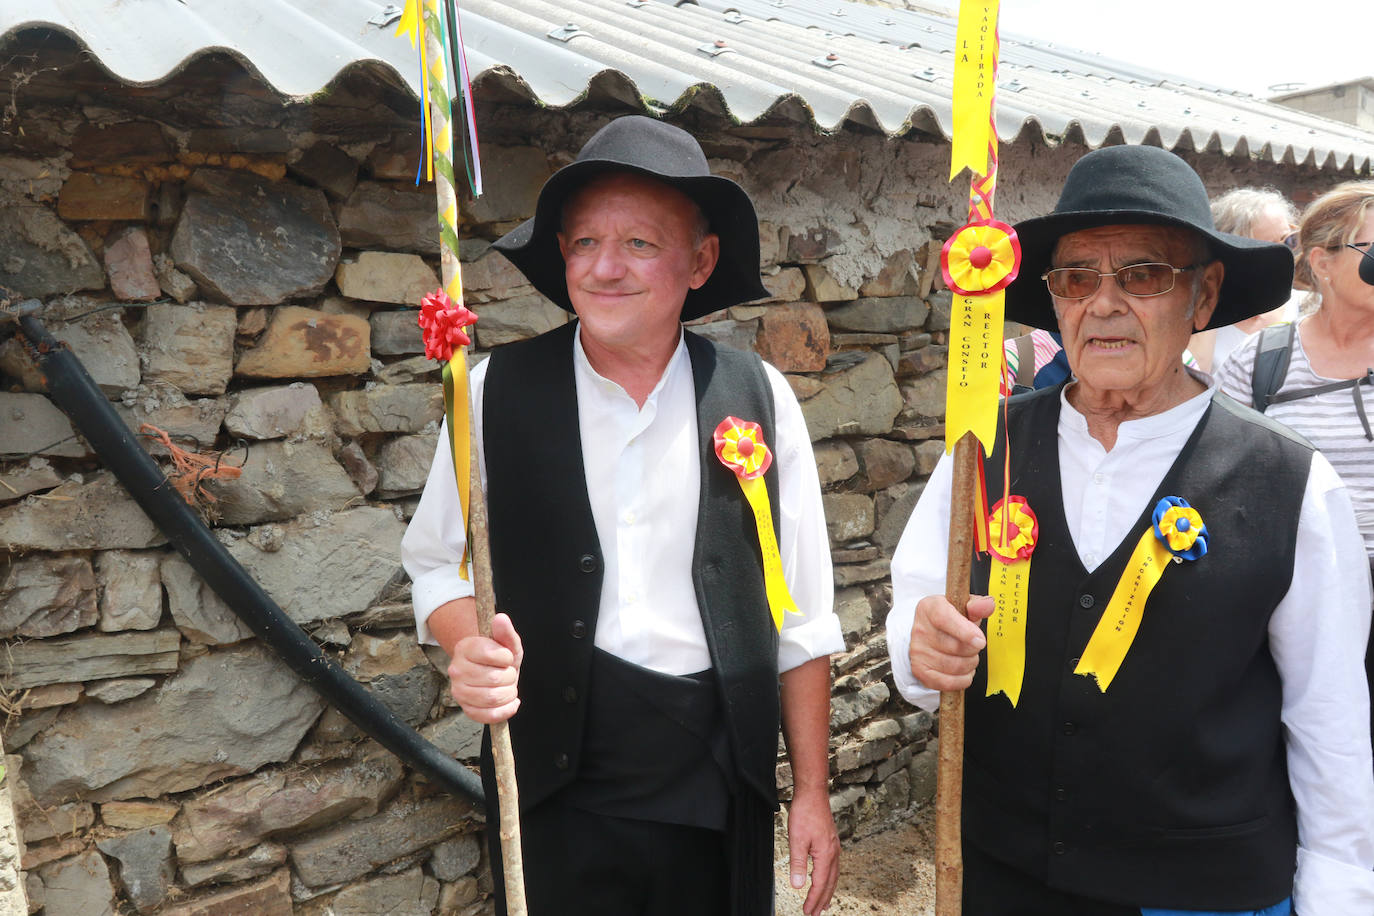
[1054,787,1068,802]
[578,553,599,573]
[1078,594,1095,609]
[1062,722,1076,735]
[563,686,578,703]
[1052,841,1067,855]
[554,752,569,770]
[570,619,588,639]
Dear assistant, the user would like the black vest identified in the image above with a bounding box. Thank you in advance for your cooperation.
[482,323,783,812]
[967,387,1312,910]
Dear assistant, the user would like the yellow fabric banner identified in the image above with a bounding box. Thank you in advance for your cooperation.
[739,475,798,633]
[986,559,1029,705]
[944,289,1005,453]
[1074,532,1172,691]
[950,0,1001,180]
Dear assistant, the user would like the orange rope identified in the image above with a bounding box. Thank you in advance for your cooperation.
[139,423,242,507]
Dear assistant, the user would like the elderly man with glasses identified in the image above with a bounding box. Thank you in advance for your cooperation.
[887,146,1374,915]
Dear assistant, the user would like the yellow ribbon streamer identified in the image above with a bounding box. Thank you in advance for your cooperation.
[950,0,1001,180]
[986,558,1029,705]
[738,475,798,633]
[1074,532,1172,691]
[395,0,421,47]
[944,289,1005,454]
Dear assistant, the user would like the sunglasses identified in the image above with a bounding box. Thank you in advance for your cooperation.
[1042,263,1203,300]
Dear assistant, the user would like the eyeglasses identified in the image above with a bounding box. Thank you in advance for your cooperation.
[1346,241,1373,255]
[1042,263,1203,300]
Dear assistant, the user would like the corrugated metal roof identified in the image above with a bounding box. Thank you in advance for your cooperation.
[4,0,1372,172]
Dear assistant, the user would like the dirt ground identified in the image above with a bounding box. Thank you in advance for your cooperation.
[774,806,936,916]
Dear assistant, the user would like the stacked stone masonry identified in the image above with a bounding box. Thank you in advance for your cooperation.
[0,35,1345,915]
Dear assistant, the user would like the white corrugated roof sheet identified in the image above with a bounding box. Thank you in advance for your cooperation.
[4,0,1373,171]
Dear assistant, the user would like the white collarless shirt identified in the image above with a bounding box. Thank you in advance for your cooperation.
[886,376,1374,912]
[403,325,844,676]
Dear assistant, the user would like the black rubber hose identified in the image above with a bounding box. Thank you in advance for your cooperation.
[17,313,483,804]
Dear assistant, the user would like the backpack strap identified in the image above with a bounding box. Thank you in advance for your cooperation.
[1014,334,1036,389]
[1251,322,1296,413]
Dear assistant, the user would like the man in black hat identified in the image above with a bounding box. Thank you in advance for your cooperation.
[403,116,843,916]
[887,145,1374,914]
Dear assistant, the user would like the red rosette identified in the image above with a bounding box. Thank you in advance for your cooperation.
[417,289,479,362]
[713,416,772,480]
[987,495,1038,564]
[940,219,1023,296]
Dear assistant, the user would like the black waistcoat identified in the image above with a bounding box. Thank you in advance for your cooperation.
[966,386,1312,910]
[482,322,782,812]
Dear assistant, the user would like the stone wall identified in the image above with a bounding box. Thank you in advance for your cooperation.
[0,36,1359,915]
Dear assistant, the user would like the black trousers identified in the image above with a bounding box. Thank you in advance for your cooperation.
[492,796,729,916]
[963,843,1140,916]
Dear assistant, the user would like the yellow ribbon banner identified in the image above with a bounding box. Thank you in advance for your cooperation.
[945,290,1005,454]
[1075,497,1208,691]
[984,496,1036,705]
[713,417,798,633]
[949,0,1001,181]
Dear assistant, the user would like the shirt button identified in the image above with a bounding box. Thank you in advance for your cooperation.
[625,592,637,604]
[623,511,635,524]
[1092,473,1105,485]
[1062,722,1077,736]
[578,553,599,574]
[1078,594,1095,609]
[1083,553,1096,566]
[1052,841,1067,855]
[570,619,588,639]
[554,753,570,770]
[562,686,578,703]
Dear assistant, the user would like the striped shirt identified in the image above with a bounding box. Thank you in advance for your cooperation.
[1216,318,1374,558]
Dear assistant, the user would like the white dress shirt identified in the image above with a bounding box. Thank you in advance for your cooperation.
[886,376,1374,913]
[403,325,844,676]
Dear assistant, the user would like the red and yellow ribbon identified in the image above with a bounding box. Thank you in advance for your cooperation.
[985,495,1036,706]
[418,290,478,578]
[713,417,797,633]
[1075,497,1208,691]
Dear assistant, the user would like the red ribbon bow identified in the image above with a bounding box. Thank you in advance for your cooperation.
[417,289,479,362]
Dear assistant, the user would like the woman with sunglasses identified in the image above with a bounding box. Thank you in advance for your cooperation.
[1216,180,1374,752]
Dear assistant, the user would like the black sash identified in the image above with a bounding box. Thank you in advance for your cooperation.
[559,648,734,831]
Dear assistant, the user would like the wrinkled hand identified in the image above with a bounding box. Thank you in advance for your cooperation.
[448,613,524,724]
[907,594,995,692]
[787,789,840,915]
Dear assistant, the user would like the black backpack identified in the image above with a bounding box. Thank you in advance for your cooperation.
[1250,322,1374,440]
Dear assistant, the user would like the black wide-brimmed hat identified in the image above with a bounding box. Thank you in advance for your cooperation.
[492,116,769,322]
[1005,145,1294,332]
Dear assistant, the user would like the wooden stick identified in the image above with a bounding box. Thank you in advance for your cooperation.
[935,431,979,916]
[418,2,526,910]
[467,445,528,914]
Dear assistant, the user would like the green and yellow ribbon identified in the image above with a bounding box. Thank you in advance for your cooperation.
[713,417,798,633]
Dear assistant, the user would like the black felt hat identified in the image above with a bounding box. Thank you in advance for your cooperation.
[492,116,770,321]
[1005,145,1295,331]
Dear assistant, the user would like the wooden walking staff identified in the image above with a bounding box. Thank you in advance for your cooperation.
[400,1,528,912]
[937,1,1021,912]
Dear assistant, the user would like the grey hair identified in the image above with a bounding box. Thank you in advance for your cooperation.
[1210,187,1298,238]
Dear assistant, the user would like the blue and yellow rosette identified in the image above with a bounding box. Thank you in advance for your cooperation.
[1075,497,1208,691]
[985,495,1036,706]
[941,219,1021,457]
[713,417,798,633]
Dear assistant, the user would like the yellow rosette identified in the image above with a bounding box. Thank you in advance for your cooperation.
[942,220,1022,456]
[985,495,1036,706]
[713,417,798,633]
[1076,497,1209,691]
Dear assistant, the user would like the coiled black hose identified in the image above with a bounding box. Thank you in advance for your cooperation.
[15,310,483,804]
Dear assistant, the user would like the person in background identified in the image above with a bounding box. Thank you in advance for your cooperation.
[1189,187,1301,372]
[1215,179,1374,754]
[890,145,1374,914]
